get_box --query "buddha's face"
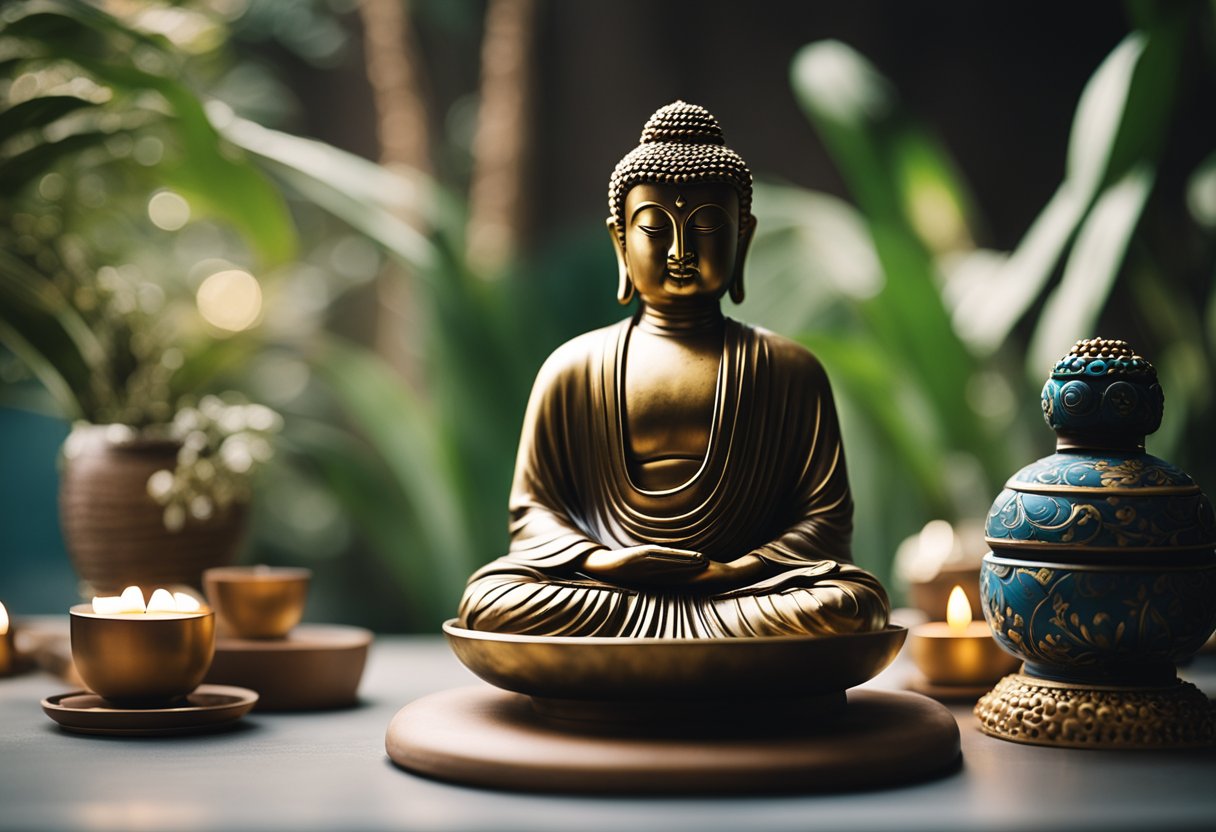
[615,182,749,306]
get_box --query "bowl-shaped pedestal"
[444,620,905,722]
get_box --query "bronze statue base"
[385,685,961,794]
[974,673,1215,749]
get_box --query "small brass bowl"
[204,566,311,639]
[908,621,1020,686]
[70,604,215,706]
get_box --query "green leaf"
[0,130,113,195]
[961,22,1184,354]
[5,4,298,265]
[3,1,168,52]
[216,112,439,275]
[280,420,454,627]
[1028,165,1155,374]
[798,332,952,513]
[0,318,82,419]
[1071,23,1181,195]
[146,82,296,266]
[1208,279,1216,359]
[0,250,110,418]
[0,95,95,145]
[1125,252,1214,459]
[892,130,977,255]
[791,41,901,227]
[790,40,979,253]
[789,42,1010,479]
[1067,34,1148,198]
[950,182,1089,354]
[790,42,1004,484]
[311,337,475,599]
[748,182,881,333]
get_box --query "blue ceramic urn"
[975,339,1216,748]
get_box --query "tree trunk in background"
[466,0,536,277]
[357,0,430,384]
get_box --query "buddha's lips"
[666,267,699,281]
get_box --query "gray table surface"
[2,625,1215,832]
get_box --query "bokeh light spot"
[148,190,191,231]
[196,269,262,332]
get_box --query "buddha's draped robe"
[458,317,889,638]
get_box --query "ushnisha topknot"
[608,101,753,244]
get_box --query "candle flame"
[146,588,177,613]
[946,585,972,632]
[92,587,203,614]
[118,586,147,613]
[0,600,9,635]
[172,592,202,612]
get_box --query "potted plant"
[0,1,288,594]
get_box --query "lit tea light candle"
[72,587,214,705]
[0,600,14,676]
[908,585,1020,689]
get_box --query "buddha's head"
[607,101,755,307]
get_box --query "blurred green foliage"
[749,2,1216,585]
[2,0,1213,629]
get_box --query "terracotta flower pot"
[59,426,247,596]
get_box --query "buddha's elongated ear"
[729,214,757,304]
[607,218,634,305]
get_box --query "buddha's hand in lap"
[582,546,707,586]
[680,553,766,591]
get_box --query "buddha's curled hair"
[608,101,753,245]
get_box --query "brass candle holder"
[0,601,15,677]
[204,566,311,639]
[907,586,1019,700]
[70,598,215,706]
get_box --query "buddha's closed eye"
[689,205,729,234]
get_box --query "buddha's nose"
[666,227,692,265]
[667,249,695,267]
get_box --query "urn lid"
[986,339,1215,562]
[1041,338,1163,450]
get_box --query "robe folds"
[458,316,890,638]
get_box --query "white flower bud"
[147,469,175,501]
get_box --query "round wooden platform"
[386,685,961,794]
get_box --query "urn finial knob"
[1041,337,1163,450]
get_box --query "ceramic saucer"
[42,684,258,736]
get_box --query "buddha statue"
[458,101,890,638]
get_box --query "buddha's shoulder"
[531,321,624,389]
[738,322,830,385]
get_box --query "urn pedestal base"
[974,672,1215,749]
[386,684,961,794]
